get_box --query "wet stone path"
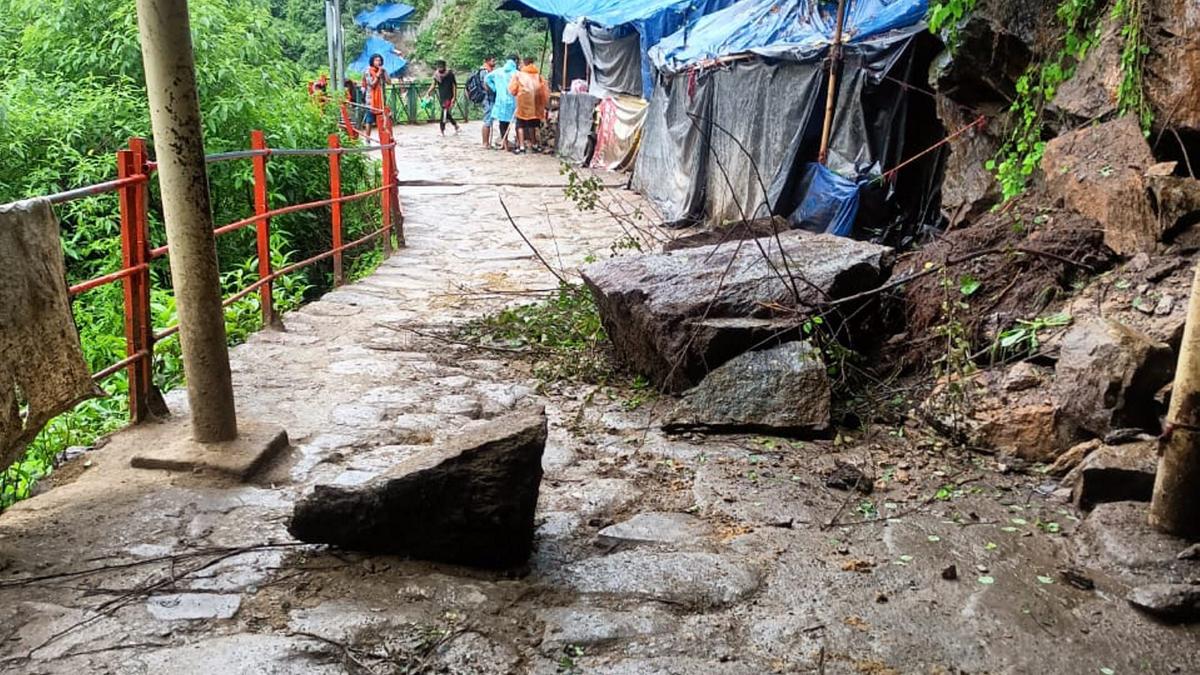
[1,124,1199,674]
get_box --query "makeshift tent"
[633,0,944,239]
[500,0,738,97]
[349,36,409,77]
[355,3,416,31]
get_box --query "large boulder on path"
[288,407,547,569]
[1064,440,1159,511]
[1041,116,1159,255]
[664,341,831,435]
[1054,317,1175,439]
[582,232,893,393]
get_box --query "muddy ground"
[0,124,1197,675]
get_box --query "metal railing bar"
[68,263,150,296]
[91,350,151,383]
[45,175,148,205]
[154,224,388,342]
[147,185,391,259]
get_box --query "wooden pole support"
[818,0,849,166]
[1151,260,1200,536]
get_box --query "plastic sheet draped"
[635,35,935,234]
[591,97,650,171]
[354,3,415,30]
[577,25,643,97]
[704,60,826,226]
[630,75,714,225]
[790,163,861,236]
[349,36,408,77]
[557,93,601,165]
[651,0,927,72]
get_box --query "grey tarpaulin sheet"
[557,93,600,165]
[0,198,101,468]
[583,26,643,98]
[634,33,941,234]
[630,74,714,225]
[705,60,826,226]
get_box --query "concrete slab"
[130,419,289,481]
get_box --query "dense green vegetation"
[0,0,383,507]
[928,0,1152,199]
[412,0,548,73]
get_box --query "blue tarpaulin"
[349,36,408,76]
[790,163,863,236]
[355,3,416,31]
[651,0,928,72]
[501,0,739,98]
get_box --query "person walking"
[487,55,519,151]
[360,54,389,141]
[425,60,460,136]
[508,57,548,154]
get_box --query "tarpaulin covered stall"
[637,0,944,237]
[354,3,416,31]
[349,36,409,77]
[499,0,739,97]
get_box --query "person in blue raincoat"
[487,56,519,151]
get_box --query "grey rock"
[1072,501,1200,583]
[537,606,675,652]
[582,232,893,392]
[597,512,711,547]
[145,593,241,621]
[1179,544,1200,561]
[1067,441,1158,511]
[289,407,547,568]
[1128,584,1200,622]
[664,342,831,434]
[1054,317,1174,439]
[555,551,762,608]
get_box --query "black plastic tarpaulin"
[632,6,945,237]
[558,93,600,165]
[629,73,714,224]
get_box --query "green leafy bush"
[0,0,384,507]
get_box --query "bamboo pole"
[1150,260,1200,537]
[818,0,849,166]
[135,0,239,443]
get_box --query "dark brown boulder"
[289,407,547,569]
[1041,117,1159,255]
[582,232,893,393]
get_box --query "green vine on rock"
[987,0,1153,201]
[1113,0,1152,131]
[927,0,978,49]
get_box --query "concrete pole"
[1151,261,1200,537]
[135,0,239,443]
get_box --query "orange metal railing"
[36,116,402,424]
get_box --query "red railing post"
[251,130,276,327]
[118,140,155,423]
[379,113,395,259]
[328,134,345,286]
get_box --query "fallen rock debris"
[289,407,548,568]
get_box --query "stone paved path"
[1,123,1198,675]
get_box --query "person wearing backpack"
[507,58,549,155]
[468,57,496,149]
[488,56,519,151]
[425,60,459,136]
